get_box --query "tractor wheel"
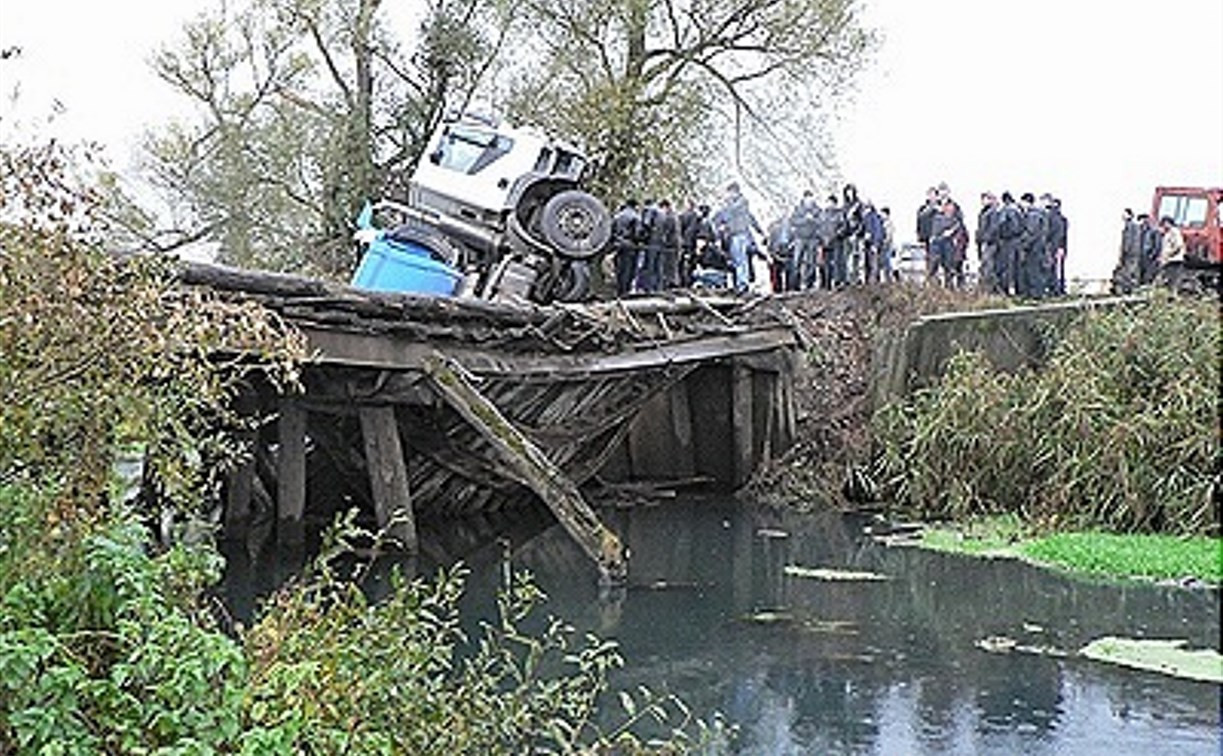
[539,190,611,260]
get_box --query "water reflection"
[220,497,1221,754]
[481,498,1221,754]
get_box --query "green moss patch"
[1020,532,1222,583]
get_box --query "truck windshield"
[1157,194,1209,228]
[433,126,513,175]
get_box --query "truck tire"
[539,190,611,260]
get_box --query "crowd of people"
[606,179,1090,299]
[1111,208,1186,292]
[606,179,1205,301]
[921,183,1069,298]
[608,182,897,297]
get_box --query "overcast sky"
[3,0,1221,283]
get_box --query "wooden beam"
[358,405,418,552]
[277,399,307,546]
[422,355,626,584]
[298,324,796,378]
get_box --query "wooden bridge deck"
[181,262,798,581]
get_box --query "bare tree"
[142,0,515,276]
[504,0,873,204]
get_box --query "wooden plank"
[277,399,307,546]
[298,324,796,377]
[358,405,418,552]
[422,355,626,584]
[732,362,754,488]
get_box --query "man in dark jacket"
[1043,194,1068,296]
[863,202,885,284]
[928,197,964,288]
[639,199,680,292]
[677,202,699,287]
[994,192,1023,296]
[841,184,866,285]
[1112,208,1143,293]
[819,194,845,289]
[975,192,1000,293]
[1138,213,1161,285]
[1019,192,1048,298]
[916,187,938,269]
[611,199,641,296]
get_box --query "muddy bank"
[741,284,1002,508]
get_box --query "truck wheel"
[552,260,591,302]
[540,190,611,260]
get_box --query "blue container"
[351,235,461,296]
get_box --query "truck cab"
[354,112,611,304]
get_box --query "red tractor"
[1152,186,1222,288]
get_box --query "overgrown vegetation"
[874,294,1220,536]
[0,141,722,752]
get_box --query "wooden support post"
[358,405,418,553]
[423,355,626,584]
[277,399,307,547]
[761,372,776,467]
[780,362,797,449]
[732,362,754,487]
[669,380,696,478]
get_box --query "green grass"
[1020,532,1223,583]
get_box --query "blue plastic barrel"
[351,235,461,296]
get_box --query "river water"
[222,497,1221,754]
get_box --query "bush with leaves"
[1,139,724,753]
[873,294,1220,535]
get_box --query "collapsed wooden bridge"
[181,262,799,582]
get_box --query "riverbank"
[887,516,1222,586]
[743,284,1003,507]
[747,287,1220,585]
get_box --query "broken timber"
[179,260,797,581]
[422,354,625,583]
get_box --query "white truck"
[353,112,611,304]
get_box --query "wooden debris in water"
[756,528,789,539]
[742,611,794,624]
[783,565,890,581]
[799,619,859,635]
[974,635,1068,659]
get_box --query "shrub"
[873,295,1220,535]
